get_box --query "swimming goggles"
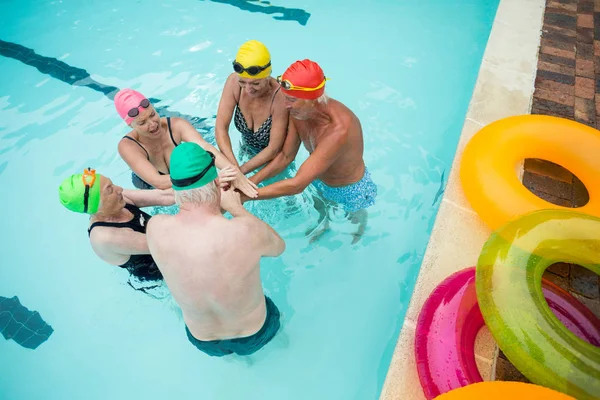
[82,167,96,214]
[170,152,216,187]
[232,60,271,76]
[276,75,328,92]
[127,98,150,118]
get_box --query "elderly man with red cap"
[244,59,377,243]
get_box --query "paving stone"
[546,30,579,45]
[541,45,576,59]
[538,60,576,76]
[523,159,573,183]
[546,13,577,30]
[579,0,595,14]
[535,88,575,106]
[522,171,574,200]
[578,14,595,29]
[572,292,600,319]
[495,358,531,383]
[570,264,600,298]
[539,52,576,67]
[575,58,595,77]
[535,76,575,93]
[544,24,578,38]
[572,175,590,206]
[577,27,595,43]
[575,76,595,98]
[543,271,570,290]
[547,262,571,278]
[542,37,577,52]
[577,42,595,60]
[575,96,597,125]
[532,97,575,118]
[549,0,577,13]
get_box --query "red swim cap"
[280,59,325,100]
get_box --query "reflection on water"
[203,0,311,26]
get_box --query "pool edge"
[379,1,546,399]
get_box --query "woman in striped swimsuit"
[215,40,289,175]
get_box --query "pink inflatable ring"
[414,267,600,400]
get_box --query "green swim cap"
[170,142,218,191]
[58,170,101,214]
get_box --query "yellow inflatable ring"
[460,115,600,230]
[434,381,575,400]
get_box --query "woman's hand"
[218,165,238,189]
[231,168,259,198]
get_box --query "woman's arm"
[250,119,301,185]
[176,118,239,171]
[215,74,241,168]
[118,139,172,189]
[175,118,259,198]
[122,188,175,208]
[90,228,150,257]
[239,94,289,174]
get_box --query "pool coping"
[379,0,546,399]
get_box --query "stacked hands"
[219,181,244,213]
[216,164,258,199]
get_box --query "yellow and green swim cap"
[170,142,218,191]
[233,40,272,79]
[58,169,101,214]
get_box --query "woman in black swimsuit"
[58,169,175,289]
[215,40,289,175]
[114,88,257,198]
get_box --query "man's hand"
[238,191,251,204]
[231,168,259,198]
[217,165,237,189]
[220,186,243,214]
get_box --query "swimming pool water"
[0,1,499,399]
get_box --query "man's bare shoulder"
[226,214,259,229]
[225,214,266,238]
[146,213,176,232]
[328,100,354,123]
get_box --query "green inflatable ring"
[476,209,600,400]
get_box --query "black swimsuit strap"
[88,204,150,236]
[122,135,150,160]
[166,117,178,147]
[269,87,280,113]
[235,85,243,106]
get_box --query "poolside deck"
[381,0,600,398]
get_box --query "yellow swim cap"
[233,40,272,79]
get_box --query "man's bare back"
[294,98,365,187]
[145,142,285,357]
[148,210,268,340]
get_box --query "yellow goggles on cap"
[276,75,329,92]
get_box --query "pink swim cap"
[114,88,148,125]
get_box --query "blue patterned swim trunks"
[312,167,378,213]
